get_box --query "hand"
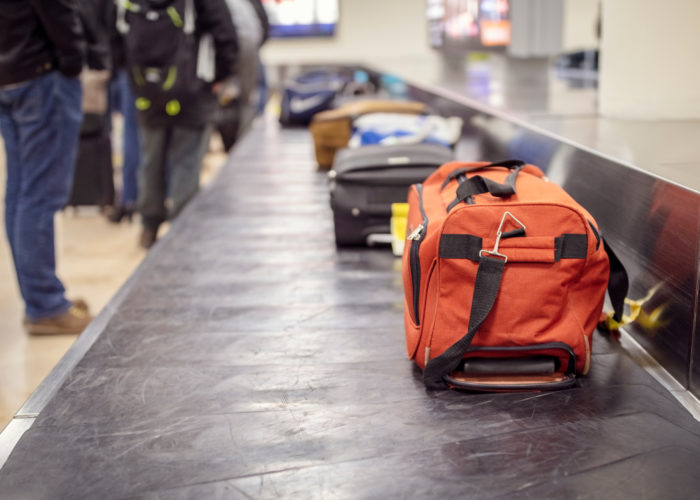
[214,77,240,106]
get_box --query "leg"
[165,126,209,220]
[217,119,238,152]
[11,72,83,320]
[257,58,267,115]
[0,97,22,285]
[118,71,140,206]
[137,124,168,232]
[236,45,260,137]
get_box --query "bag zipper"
[407,183,428,325]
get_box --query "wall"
[508,0,564,58]
[599,0,700,119]
[260,0,435,68]
[562,0,599,51]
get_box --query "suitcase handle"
[444,371,576,391]
[445,350,577,391]
[440,159,525,191]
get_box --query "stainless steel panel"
[691,262,700,394]
[550,149,699,387]
[0,418,34,470]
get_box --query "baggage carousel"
[1,109,699,498]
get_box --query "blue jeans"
[0,72,83,320]
[109,70,140,205]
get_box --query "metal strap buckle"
[478,211,527,264]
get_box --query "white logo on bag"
[289,94,328,113]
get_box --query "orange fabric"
[402,162,610,377]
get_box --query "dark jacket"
[0,0,86,86]
[248,0,269,44]
[77,0,113,71]
[196,0,239,84]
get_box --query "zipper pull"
[407,223,425,241]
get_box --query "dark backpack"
[117,0,211,119]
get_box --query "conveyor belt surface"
[1,116,699,499]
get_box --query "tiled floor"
[0,133,225,429]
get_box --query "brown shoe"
[24,305,93,336]
[139,228,158,249]
[71,298,89,312]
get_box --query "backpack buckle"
[479,211,527,263]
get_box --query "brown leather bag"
[309,100,427,170]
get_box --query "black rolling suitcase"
[68,113,115,208]
[329,143,454,247]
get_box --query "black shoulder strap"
[423,255,506,389]
[603,238,629,323]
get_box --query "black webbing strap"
[439,234,483,260]
[603,238,629,323]
[440,160,526,191]
[423,255,506,390]
[554,234,588,261]
[446,195,464,213]
[458,172,517,197]
[439,233,587,262]
[446,166,524,212]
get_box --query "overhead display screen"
[429,0,511,49]
[262,0,339,38]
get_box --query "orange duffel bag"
[402,159,628,391]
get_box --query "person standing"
[0,0,92,334]
[118,0,239,248]
[108,0,141,224]
[106,69,141,223]
[217,0,269,151]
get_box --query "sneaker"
[139,228,158,249]
[24,305,93,336]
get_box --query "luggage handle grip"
[445,166,524,212]
[444,372,576,391]
[440,159,525,191]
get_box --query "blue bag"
[280,71,347,126]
